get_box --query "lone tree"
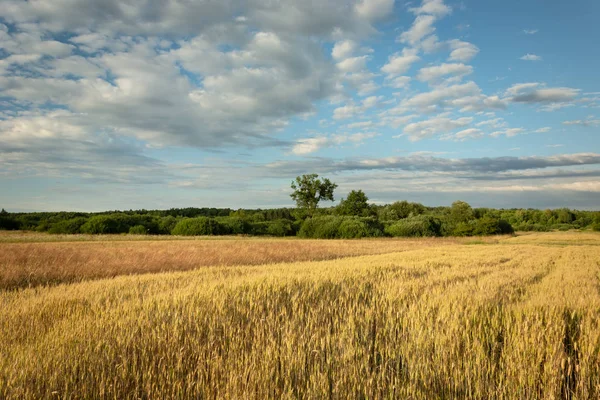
[290,174,337,217]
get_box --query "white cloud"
[401,115,473,141]
[416,63,473,83]
[476,118,506,129]
[291,137,330,155]
[520,53,542,61]
[381,48,421,76]
[490,128,526,138]
[400,81,505,112]
[354,0,395,21]
[333,103,364,120]
[523,29,539,35]
[507,83,580,103]
[403,81,480,108]
[345,121,374,129]
[291,131,377,155]
[410,0,452,17]
[382,114,418,128]
[399,15,437,45]
[534,127,551,133]
[362,95,382,108]
[505,82,540,96]
[386,75,411,89]
[563,118,600,127]
[419,34,443,53]
[0,11,347,150]
[538,102,575,112]
[332,40,358,60]
[448,39,479,62]
[268,152,600,175]
[336,55,369,72]
[448,128,484,141]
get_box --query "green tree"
[290,174,337,217]
[389,200,425,219]
[171,217,224,236]
[337,190,370,216]
[450,200,474,224]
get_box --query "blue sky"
[0,0,599,211]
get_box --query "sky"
[0,0,599,212]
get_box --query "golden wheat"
[0,232,477,290]
[0,232,599,399]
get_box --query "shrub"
[385,215,441,237]
[266,219,293,237]
[361,217,384,237]
[80,215,124,234]
[171,217,224,236]
[297,217,318,238]
[337,218,369,239]
[592,223,600,232]
[472,217,514,236]
[497,219,515,234]
[248,222,269,236]
[129,225,148,235]
[551,224,572,232]
[48,217,88,234]
[158,216,179,234]
[453,222,475,237]
[218,217,251,235]
[0,215,20,230]
[514,223,550,232]
[298,216,345,239]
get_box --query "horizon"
[1,0,599,211]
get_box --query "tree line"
[1,174,599,237]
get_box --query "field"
[1,231,599,398]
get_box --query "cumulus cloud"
[491,128,526,138]
[410,0,452,17]
[0,110,168,184]
[291,132,377,155]
[265,152,600,175]
[333,103,364,120]
[400,115,473,141]
[332,40,358,60]
[563,118,600,127]
[400,81,506,112]
[399,15,437,45]
[1,0,383,38]
[336,55,369,72]
[345,121,374,130]
[520,53,542,61]
[0,0,407,155]
[445,128,484,141]
[476,118,506,129]
[416,63,473,83]
[386,75,412,89]
[354,0,395,21]
[506,83,580,103]
[0,0,597,210]
[448,39,479,62]
[381,48,421,76]
[291,137,330,155]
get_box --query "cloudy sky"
[1,0,599,211]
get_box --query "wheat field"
[1,232,599,399]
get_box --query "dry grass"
[0,233,486,290]
[1,232,599,398]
